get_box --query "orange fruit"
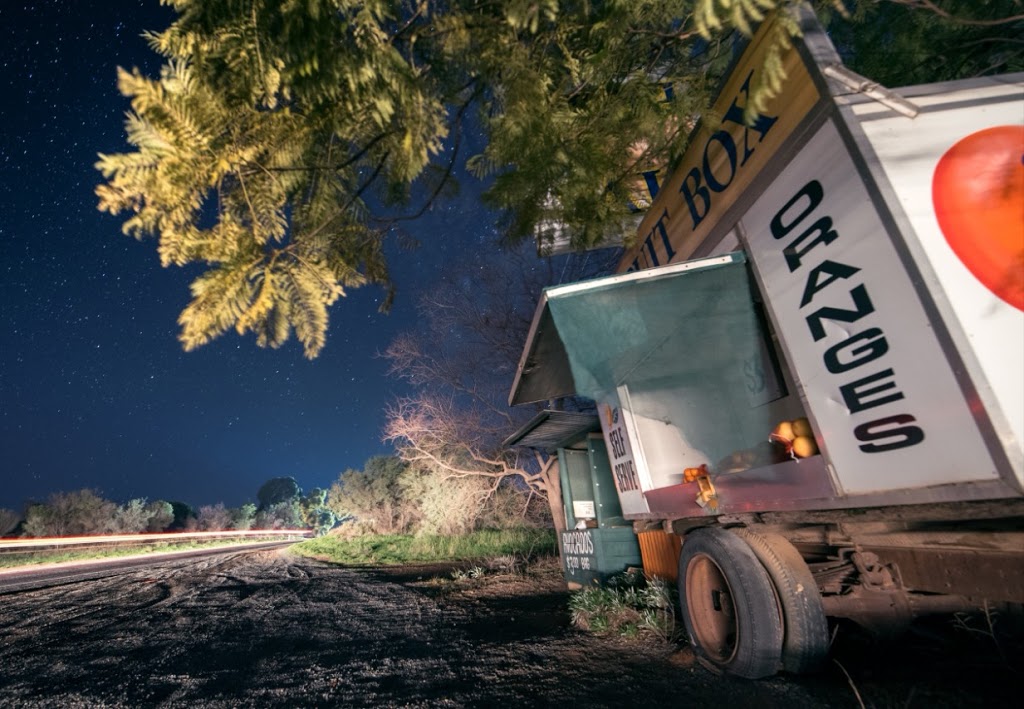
[772,421,795,442]
[932,125,1024,311]
[792,417,812,438]
[792,436,818,458]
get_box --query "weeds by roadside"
[292,528,557,566]
[569,569,678,642]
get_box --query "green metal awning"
[508,252,760,406]
[502,410,600,453]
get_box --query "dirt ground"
[0,548,1021,708]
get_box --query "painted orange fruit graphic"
[932,125,1024,311]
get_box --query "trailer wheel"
[731,530,830,674]
[677,527,783,679]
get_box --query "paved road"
[0,541,296,594]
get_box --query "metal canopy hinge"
[824,63,920,118]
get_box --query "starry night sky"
[0,1,497,510]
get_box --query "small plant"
[467,566,486,579]
[486,554,522,575]
[569,571,678,641]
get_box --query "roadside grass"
[293,527,557,566]
[0,538,285,569]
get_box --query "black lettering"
[608,430,622,458]
[840,368,904,414]
[650,208,676,262]
[801,259,860,307]
[637,209,676,268]
[786,217,840,272]
[855,414,925,453]
[771,180,823,240]
[722,70,779,165]
[614,461,638,492]
[680,167,710,229]
[824,328,889,374]
[643,237,661,267]
[806,284,875,341]
[703,131,738,192]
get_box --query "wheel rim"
[685,553,739,664]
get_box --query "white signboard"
[598,402,650,515]
[853,81,1023,484]
[740,119,999,494]
[572,500,596,519]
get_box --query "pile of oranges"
[771,417,819,458]
[683,463,709,483]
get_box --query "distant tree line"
[0,476,336,539]
[326,455,549,537]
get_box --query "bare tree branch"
[881,0,1024,26]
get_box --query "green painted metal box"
[559,527,643,587]
[558,436,642,586]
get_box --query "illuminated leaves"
[97,0,863,357]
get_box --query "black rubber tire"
[732,529,830,674]
[677,527,783,679]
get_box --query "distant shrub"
[0,508,20,537]
[145,501,175,532]
[194,503,233,531]
[22,490,117,537]
[327,456,418,535]
[254,500,303,529]
[112,498,152,533]
[230,502,257,531]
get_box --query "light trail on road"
[0,529,310,550]
[0,540,298,594]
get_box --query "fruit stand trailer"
[505,6,1024,679]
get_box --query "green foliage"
[112,498,154,533]
[326,455,415,534]
[231,502,258,531]
[398,465,496,536]
[168,500,196,530]
[827,0,1024,87]
[569,570,677,641]
[327,454,548,536]
[96,1,1018,358]
[145,500,175,532]
[293,527,556,565]
[299,488,336,535]
[94,0,829,357]
[256,475,302,509]
[254,499,304,529]
[304,507,337,536]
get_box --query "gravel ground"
[0,548,1020,708]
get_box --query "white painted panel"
[854,82,1023,484]
[741,120,999,494]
